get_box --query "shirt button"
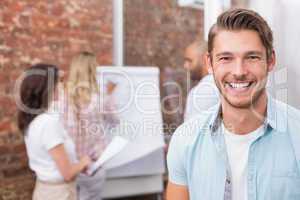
[226,179,231,184]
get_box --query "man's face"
[184,46,203,80]
[208,30,275,108]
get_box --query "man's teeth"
[229,82,251,88]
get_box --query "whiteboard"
[96,66,165,173]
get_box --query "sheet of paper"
[106,148,165,178]
[86,136,129,175]
[96,67,165,175]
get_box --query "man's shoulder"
[286,103,300,120]
[273,99,300,168]
[270,98,300,135]
[272,98,300,121]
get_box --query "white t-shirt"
[184,74,219,121]
[25,112,77,182]
[223,123,265,200]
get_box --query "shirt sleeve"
[184,78,219,121]
[184,91,193,121]
[167,126,188,186]
[41,115,65,151]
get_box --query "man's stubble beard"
[215,75,268,109]
[190,65,205,81]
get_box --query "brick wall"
[125,0,204,133]
[0,0,112,199]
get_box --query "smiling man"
[167,8,300,200]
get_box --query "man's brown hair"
[208,8,274,61]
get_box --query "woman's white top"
[24,112,77,182]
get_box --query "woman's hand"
[49,144,92,182]
[107,81,117,95]
[80,155,92,171]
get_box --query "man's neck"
[221,92,267,135]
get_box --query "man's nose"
[232,59,247,76]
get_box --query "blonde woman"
[18,64,91,200]
[64,52,118,200]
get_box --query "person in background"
[64,51,118,200]
[167,8,300,200]
[183,41,219,121]
[18,64,91,200]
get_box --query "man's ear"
[267,50,276,72]
[205,52,213,74]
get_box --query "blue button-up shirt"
[167,96,300,200]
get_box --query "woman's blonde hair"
[67,51,99,108]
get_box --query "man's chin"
[227,101,252,109]
[221,87,267,109]
[223,96,253,109]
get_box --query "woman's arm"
[49,144,91,182]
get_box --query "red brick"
[0,119,11,133]
[0,145,11,154]
[9,2,24,13]
[51,4,65,16]
[2,12,13,24]
[0,74,7,85]
[47,19,59,28]
[9,69,23,81]
[58,18,70,29]
[3,165,31,178]
[12,143,26,154]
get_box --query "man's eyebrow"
[246,51,264,55]
[215,52,233,57]
[215,51,264,57]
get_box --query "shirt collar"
[265,95,288,133]
[209,94,283,133]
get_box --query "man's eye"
[219,57,231,61]
[248,55,260,60]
